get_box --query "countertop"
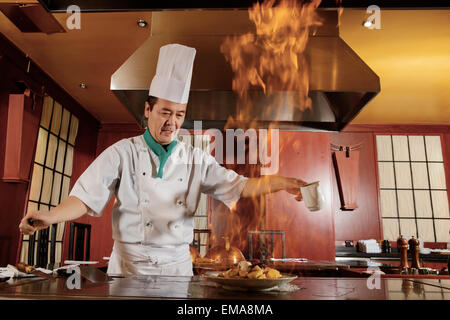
[1,274,449,300]
[336,247,450,262]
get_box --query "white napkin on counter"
[0,265,55,278]
[357,239,382,253]
[0,265,33,278]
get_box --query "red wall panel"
[265,132,335,261]
[330,132,382,241]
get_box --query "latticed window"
[377,135,450,242]
[20,95,79,268]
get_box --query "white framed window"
[20,95,79,268]
[377,135,450,242]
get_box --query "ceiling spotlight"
[80,83,87,89]
[363,20,373,28]
[137,19,147,28]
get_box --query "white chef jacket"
[69,134,248,275]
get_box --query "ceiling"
[340,9,450,124]
[0,3,449,125]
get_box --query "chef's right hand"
[19,210,56,235]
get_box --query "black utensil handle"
[28,218,35,226]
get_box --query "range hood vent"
[111,10,380,131]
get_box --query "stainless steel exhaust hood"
[111,10,380,131]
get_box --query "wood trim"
[344,124,450,133]
[99,122,143,133]
[372,133,384,239]
[442,133,450,217]
[2,95,25,182]
[2,93,43,183]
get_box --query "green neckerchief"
[143,128,178,178]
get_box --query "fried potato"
[265,268,282,279]
[251,265,262,272]
[247,268,263,279]
[238,270,248,277]
[218,261,283,280]
[224,267,239,278]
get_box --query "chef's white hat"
[148,44,196,104]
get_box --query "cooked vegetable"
[219,261,283,279]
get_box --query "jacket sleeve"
[69,141,123,217]
[199,152,248,210]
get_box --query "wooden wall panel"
[442,133,450,214]
[265,132,335,261]
[331,132,382,241]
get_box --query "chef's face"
[145,98,187,145]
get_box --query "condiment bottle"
[382,240,391,253]
[408,236,421,269]
[397,235,409,271]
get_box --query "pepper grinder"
[408,236,421,269]
[397,235,409,271]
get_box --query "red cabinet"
[1,93,42,183]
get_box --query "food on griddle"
[218,261,282,279]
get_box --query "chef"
[19,44,307,276]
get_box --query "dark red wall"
[331,131,382,242]
[0,77,34,266]
[443,133,450,209]
[265,131,335,261]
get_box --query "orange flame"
[209,0,324,261]
[221,0,323,122]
